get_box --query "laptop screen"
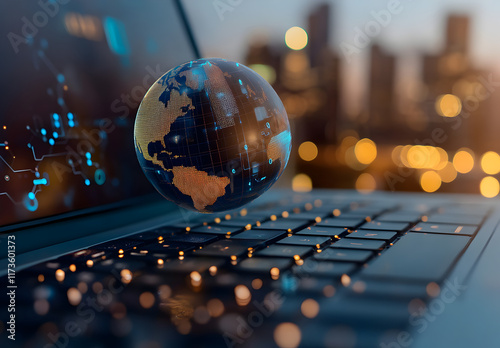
[0,0,197,227]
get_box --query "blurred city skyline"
[185,0,500,197]
[185,0,500,115]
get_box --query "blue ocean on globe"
[134,58,291,212]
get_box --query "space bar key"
[361,232,470,282]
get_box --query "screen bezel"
[0,0,201,233]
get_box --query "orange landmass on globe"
[135,86,195,170]
[171,166,230,211]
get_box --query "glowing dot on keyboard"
[85,179,90,186]
[341,274,351,287]
[48,138,55,145]
[55,269,65,282]
[270,267,280,280]
[41,128,47,135]
[28,192,35,200]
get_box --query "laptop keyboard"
[3,195,492,347]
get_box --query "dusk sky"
[184,0,500,112]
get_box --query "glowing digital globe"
[134,58,291,213]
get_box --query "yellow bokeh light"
[480,176,500,198]
[355,173,376,193]
[300,299,320,319]
[298,141,318,161]
[274,322,302,348]
[354,138,377,165]
[248,64,276,84]
[480,151,500,175]
[285,26,308,50]
[292,173,312,192]
[438,162,457,183]
[453,149,474,174]
[435,94,462,117]
[420,171,442,193]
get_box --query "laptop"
[1,1,499,347]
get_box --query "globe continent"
[134,58,291,212]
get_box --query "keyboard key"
[190,225,244,235]
[362,232,470,281]
[411,222,477,236]
[229,229,286,243]
[332,238,386,250]
[138,241,196,256]
[424,213,484,226]
[127,231,164,241]
[163,233,218,245]
[253,219,311,232]
[316,218,365,229]
[195,239,260,258]
[360,221,409,231]
[314,248,373,263]
[437,205,489,216]
[293,259,357,278]
[296,226,346,237]
[255,245,312,259]
[159,257,225,273]
[346,230,397,241]
[92,238,144,251]
[276,235,331,247]
[237,257,292,273]
[218,216,268,228]
[377,212,422,223]
[336,212,377,220]
[286,212,328,221]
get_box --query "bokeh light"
[435,94,462,117]
[480,151,500,175]
[355,173,376,193]
[438,162,457,183]
[354,138,377,165]
[420,171,442,192]
[301,299,320,319]
[298,141,318,161]
[453,149,474,174]
[480,176,499,198]
[248,63,276,84]
[285,26,308,50]
[274,322,302,348]
[292,173,312,192]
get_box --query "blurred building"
[367,44,396,138]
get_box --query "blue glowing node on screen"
[134,58,291,213]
